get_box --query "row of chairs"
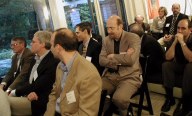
[98,55,154,116]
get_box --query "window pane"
[0,0,38,77]
[63,0,99,34]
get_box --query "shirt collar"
[59,52,78,72]
[35,50,50,63]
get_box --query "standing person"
[163,3,188,42]
[0,31,59,116]
[161,19,192,115]
[44,28,102,116]
[75,22,104,75]
[0,37,34,91]
[100,15,141,116]
[151,6,168,39]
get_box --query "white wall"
[124,0,149,24]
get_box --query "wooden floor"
[108,92,180,116]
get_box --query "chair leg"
[98,90,107,116]
[137,91,144,116]
[127,104,134,116]
[144,84,153,115]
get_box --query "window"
[0,0,38,77]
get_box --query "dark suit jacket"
[141,34,165,75]
[163,13,188,35]
[2,48,34,90]
[78,38,104,75]
[15,51,59,116]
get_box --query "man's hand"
[27,92,38,101]
[163,34,173,42]
[127,48,134,55]
[175,33,184,44]
[0,84,4,90]
[107,54,115,59]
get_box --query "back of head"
[75,22,92,35]
[54,28,78,51]
[129,23,144,37]
[34,31,52,50]
[11,37,27,47]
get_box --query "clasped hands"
[163,33,185,45]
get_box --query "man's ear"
[119,24,123,29]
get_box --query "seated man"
[44,28,102,116]
[129,23,165,83]
[75,22,104,75]
[100,15,141,116]
[0,31,59,116]
[0,37,34,91]
[129,15,151,34]
[161,19,192,116]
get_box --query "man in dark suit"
[163,3,188,42]
[0,31,59,116]
[0,37,34,91]
[75,22,104,75]
[129,23,165,83]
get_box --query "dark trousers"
[55,112,61,116]
[163,62,192,113]
[162,61,185,89]
[182,63,192,113]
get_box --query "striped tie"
[82,45,87,57]
[169,15,177,35]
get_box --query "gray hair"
[34,31,52,49]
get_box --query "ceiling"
[0,0,34,16]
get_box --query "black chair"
[128,55,153,116]
[98,55,153,116]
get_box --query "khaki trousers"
[8,96,31,116]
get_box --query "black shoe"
[173,108,183,116]
[173,102,182,116]
[161,99,175,112]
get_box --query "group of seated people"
[0,3,192,116]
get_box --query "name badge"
[166,23,170,27]
[86,56,92,62]
[66,90,76,104]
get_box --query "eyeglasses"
[10,43,20,47]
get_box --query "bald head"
[135,15,144,24]
[108,15,123,26]
[106,15,123,40]
[53,28,78,51]
[129,23,144,37]
[172,3,180,15]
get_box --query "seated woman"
[151,6,167,40]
